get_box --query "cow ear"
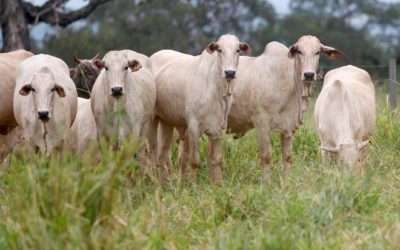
[55,84,66,98]
[93,59,105,70]
[206,42,219,54]
[320,146,339,153]
[19,84,33,96]
[73,55,81,65]
[128,60,142,72]
[320,45,346,60]
[239,42,251,56]
[288,45,299,59]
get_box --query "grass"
[0,99,399,249]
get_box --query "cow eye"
[104,66,109,71]
[218,49,222,53]
[316,51,320,55]
[124,66,129,70]
[236,49,240,53]
[51,87,56,92]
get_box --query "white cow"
[150,34,250,183]
[71,97,97,153]
[150,50,190,171]
[0,50,33,161]
[151,50,188,75]
[227,35,345,178]
[91,50,156,163]
[314,65,375,170]
[14,54,78,155]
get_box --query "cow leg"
[157,120,174,181]
[256,128,272,180]
[129,122,148,177]
[164,128,182,176]
[178,134,189,186]
[147,116,159,173]
[207,135,223,183]
[187,122,200,184]
[356,147,367,176]
[0,134,9,163]
[252,114,272,180]
[281,133,293,173]
[0,127,24,163]
[320,148,331,164]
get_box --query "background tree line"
[3,0,400,77]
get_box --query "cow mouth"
[39,117,50,122]
[302,78,314,83]
[111,93,124,98]
[225,76,236,81]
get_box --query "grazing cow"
[227,35,345,178]
[70,53,101,98]
[71,98,97,153]
[90,50,156,160]
[314,65,375,170]
[150,34,250,183]
[14,54,78,155]
[0,50,33,161]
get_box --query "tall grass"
[0,102,399,249]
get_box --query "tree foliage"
[42,0,277,64]
[40,0,400,68]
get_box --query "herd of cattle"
[0,34,376,182]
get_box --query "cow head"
[321,141,369,167]
[93,51,142,98]
[19,67,66,122]
[206,34,251,81]
[72,53,101,97]
[288,36,346,84]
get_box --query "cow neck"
[293,59,311,129]
[206,54,232,129]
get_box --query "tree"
[288,0,400,61]
[41,0,277,65]
[0,0,112,52]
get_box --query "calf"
[71,98,97,153]
[314,65,375,170]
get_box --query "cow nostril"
[304,72,315,80]
[225,70,236,79]
[38,111,50,121]
[111,86,123,97]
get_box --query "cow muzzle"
[224,70,236,80]
[38,111,50,122]
[111,86,124,97]
[303,72,315,81]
